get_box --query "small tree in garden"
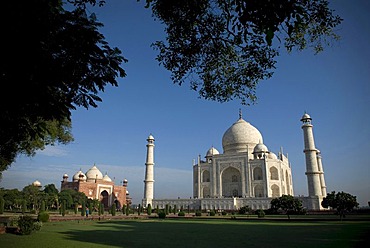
[22,199,27,214]
[74,203,78,214]
[173,205,177,214]
[165,204,169,215]
[125,205,130,216]
[40,200,45,212]
[156,205,159,214]
[147,204,152,215]
[18,215,38,235]
[0,196,4,214]
[100,203,104,215]
[81,201,86,216]
[238,205,251,215]
[138,204,141,215]
[321,191,359,220]
[98,203,102,216]
[111,203,116,216]
[270,195,303,219]
[257,209,265,218]
[38,211,49,222]
[61,200,66,216]
[122,204,126,215]
[88,202,93,215]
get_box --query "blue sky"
[1,0,369,206]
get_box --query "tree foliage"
[270,194,304,219]
[0,0,126,174]
[148,0,342,104]
[0,0,342,176]
[321,191,359,220]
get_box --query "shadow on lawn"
[58,220,370,248]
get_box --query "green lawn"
[1,218,369,248]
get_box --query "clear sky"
[1,0,369,206]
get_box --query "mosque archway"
[202,170,210,182]
[100,190,109,208]
[221,167,242,197]
[253,167,263,180]
[270,167,279,180]
[271,184,280,197]
[203,187,210,198]
[254,185,264,197]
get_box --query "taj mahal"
[143,112,327,211]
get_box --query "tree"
[149,0,342,105]
[43,184,59,195]
[0,0,126,175]
[81,201,86,216]
[321,191,359,220]
[238,205,250,215]
[147,203,152,215]
[111,203,116,216]
[61,200,66,216]
[0,0,342,175]
[0,196,4,214]
[22,185,42,211]
[270,194,303,219]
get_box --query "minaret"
[143,134,155,207]
[300,113,323,196]
[316,150,327,196]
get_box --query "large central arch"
[100,190,109,208]
[221,167,242,197]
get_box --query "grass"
[0,218,369,248]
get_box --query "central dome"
[222,118,263,153]
[86,165,103,181]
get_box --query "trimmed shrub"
[147,204,152,216]
[165,204,169,215]
[209,210,216,216]
[195,211,202,216]
[40,200,46,212]
[81,202,86,216]
[257,209,265,218]
[37,211,50,222]
[221,211,227,216]
[61,201,66,216]
[158,211,166,219]
[238,206,251,215]
[18,215,35,235]
[33,221,42,231]
[0,196,4,214]
[173,205,177,214]
[22,200,27,214]
[138,204,141,215]
[111,203,116,216]
[74,204,78,214]
[178,211,185,217]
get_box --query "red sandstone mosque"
[61,164,131,208]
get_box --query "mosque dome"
[73,170,86,182]
[86,165,103,181]
[300,113,312,122]
[222,118,263,153]
[32,180,41,187]
[103,174,112,182]
[206,146,219,157]
[253,143,268,153]
[268,152,278,159]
